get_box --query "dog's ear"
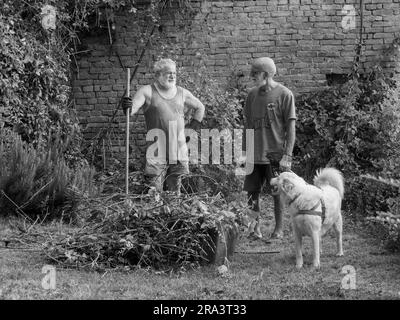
[282,178,294,193]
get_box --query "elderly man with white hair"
[243,57,297,240]
[122,58,205,194]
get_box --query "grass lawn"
[1,197,400,300]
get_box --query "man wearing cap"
[122,58,205,194]
[243,57,296,240]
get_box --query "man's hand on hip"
[185,119,202,142]
[187,119,202,131]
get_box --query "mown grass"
[1,197,400,300]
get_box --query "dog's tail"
[313,167,344,198]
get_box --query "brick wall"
[72,0,400,166]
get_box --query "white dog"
[270,168,344,268]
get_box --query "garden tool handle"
[125,68,130,196]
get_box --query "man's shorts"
[243,162,280,194]
[144,158,189,178]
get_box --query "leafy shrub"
[346,175,400,251]
[294,67,400,180]
[0,128,96,220]
[345,175,400,217]
[0,2,89,168]
[177,61,244,195]
[367,211,400,251]
[178,61,243,130]
[370,77,400,179]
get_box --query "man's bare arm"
[183,89,205,122]
[129,85,150,116]
[284,119,296,156]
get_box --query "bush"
[345,175,400,217]
[367,211,400,251]
[346,175,400,251]
[176,60,244,195]
[294,67,400,180]
[178,62,243,131]
[371,76,400,179]
[0,1,93,169]
[0,128,96,220]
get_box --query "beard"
[158,79,176,90]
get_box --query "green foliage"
[177,61,244,196]
[0,128,96,220]
[0,1,88,165]
[367,211,400,251]
[345,175,400,217]
[370,78,400,178]
[346,175,400,251]
[294,67,400,180]
[178,62,242,131]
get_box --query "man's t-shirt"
[243,83,296,164]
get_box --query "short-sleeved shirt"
[243,83,296,164]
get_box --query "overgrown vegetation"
[178,61,244,197]
[294,67,400,180]
[0,128,96,220]
[1,0,83,158]
[0,1,106,219]
[24,191,241,271]
[346,175,400,251]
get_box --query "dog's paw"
[295,263,303,269]
[311,264,321,271]
[336,251,344,257]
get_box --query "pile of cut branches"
[38,192,242,271]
